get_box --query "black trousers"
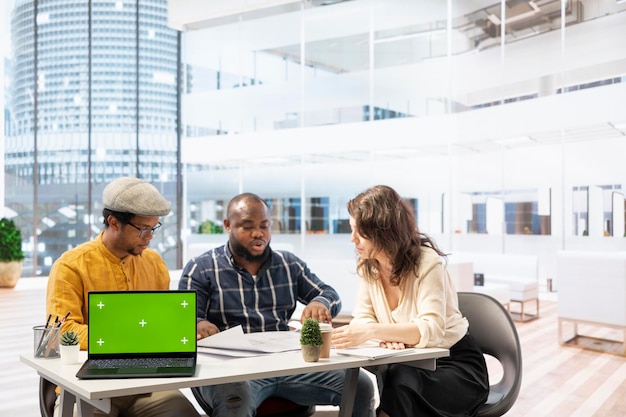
[378,332,489,417]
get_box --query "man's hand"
[300,301,332,324]
[196,320,220,340]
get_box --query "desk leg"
[58,387,111,417]
[59,390,76,417]
[338,368,359,417]
[77,399,96,417]
[78,397,112,416]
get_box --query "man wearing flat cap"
[46,177,200,417]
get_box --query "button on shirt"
[179,244,342,333]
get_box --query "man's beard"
[127,246,145,256]
[230,238,271,262]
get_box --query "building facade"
[5,0,180,275]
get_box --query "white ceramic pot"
[60,345,80,364]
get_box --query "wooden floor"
[2,278,625,417]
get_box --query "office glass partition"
[4,0,182,276]
[451,0,595,244]
[180,0,591,253]
[300,5,372,127]
[5,0,93,276]
[136,0,179,266]
[181,7,304,136]
[371,2,450,123]
[6,0,626,276]
[3,0,32,274]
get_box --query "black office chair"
[457,292,523,417]
[39,376,57,417]
[190,387,315,417]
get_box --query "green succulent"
[299,318,323,346]
[60,330,79,346]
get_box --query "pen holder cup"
[34,325,60,359]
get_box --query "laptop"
[76,290,197,379]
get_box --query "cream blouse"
[351,246,468,349]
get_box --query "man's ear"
[223,219,230,231]
[107,215,121,231]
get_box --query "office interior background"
[1,0,626,297]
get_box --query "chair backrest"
[190,386,315,417]
[457,292,523,417]
[39,377,56,417]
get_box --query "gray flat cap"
[102,177,171,217]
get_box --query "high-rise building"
[5,0,180,275]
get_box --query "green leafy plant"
[198,220,223,234]
[299,318,323,346]
[60,330,79,346]
[0,218,25,262]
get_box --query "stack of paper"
[197,325,301,357]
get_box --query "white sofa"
[449,252,539,321]
[447,261,511,309]
[557,250,626,355]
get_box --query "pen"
[35,314,53,355]
[48,312,71,355]
[43,314,66,357]
[36,316,58,357]
[35,316,59,357]
[57,311,71,327]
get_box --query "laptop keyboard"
[88,357,193,369]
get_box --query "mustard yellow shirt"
[46,232,170,349]
[351,247,468,349]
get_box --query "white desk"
[21,347,448,417]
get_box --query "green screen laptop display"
[76,290,197,379]
[88,291,196,354]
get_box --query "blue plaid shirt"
[179,243,341,333]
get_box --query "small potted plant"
[59,330,80,364]
[299,318,323,362]
[0,217,25,288]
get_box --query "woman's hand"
[379,341,410,350]
[331,323,372,349]
[332,322,418,349]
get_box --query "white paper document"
[197,325,301,355]
[336,347,417,360]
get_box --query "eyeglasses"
[126,221,162,238]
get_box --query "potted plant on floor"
[60,330,80,364]
[0,218,25,288]
[300,318,323,362]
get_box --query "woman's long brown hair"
[347,185,446,286]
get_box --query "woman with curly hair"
[332,185,489,417]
